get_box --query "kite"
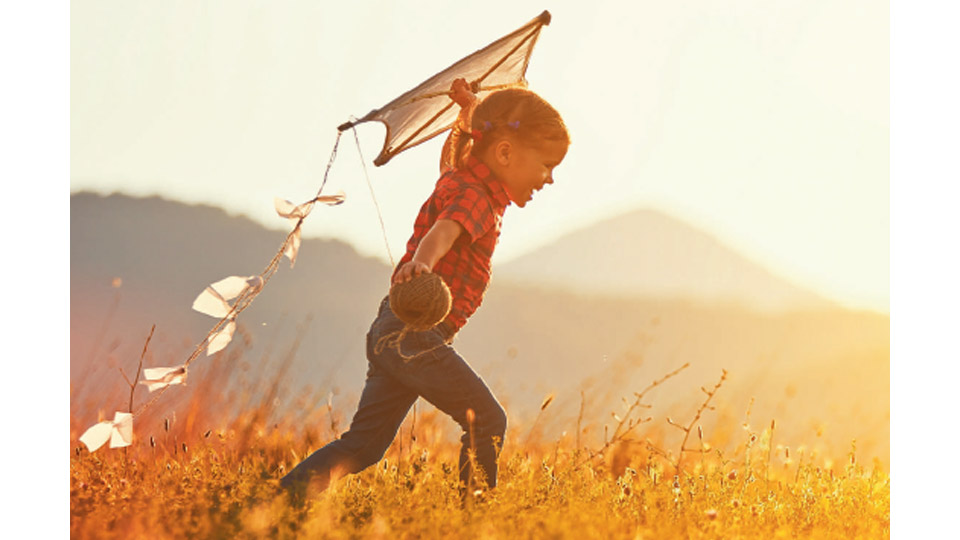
[338,10,552,166]
[77,10,554,453]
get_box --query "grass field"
[70,362,889,539]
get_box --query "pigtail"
[449,125,474,171]
[441,97,478,172]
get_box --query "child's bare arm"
[393,219,465,284]
[440,78,478,173]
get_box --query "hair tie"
[470,129,483,141]
[482,121,493,131]
[507,120,520,130]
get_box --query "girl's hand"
[393,260,431,284]
[441,79,478,172]
[450,78,476,109]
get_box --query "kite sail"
[339,10,552,166]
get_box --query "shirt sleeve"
[437,185,496,243]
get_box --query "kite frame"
[338,10,552,166]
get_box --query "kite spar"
[78,10,553,453]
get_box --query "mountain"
[498,209,831,312]
[70,193,888,463]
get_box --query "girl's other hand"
[393,260,431,284]
[450,78,476,109]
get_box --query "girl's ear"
[493,139,512,167]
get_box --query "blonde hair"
[449,88,569,170]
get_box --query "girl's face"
[494,138,568,208]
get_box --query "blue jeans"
[280,297,507,494]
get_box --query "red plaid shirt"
[393,156,512,332]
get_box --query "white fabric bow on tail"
[139,365,188,392]
[274,192,345,267]
[192,275,264,355]
[79,412,134,452]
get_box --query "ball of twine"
[389,272,452,331]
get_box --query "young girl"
[280,78,569,498]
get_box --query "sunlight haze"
[71,0,888,313]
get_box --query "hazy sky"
[71,0,888,313]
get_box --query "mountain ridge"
[497,208,832,312]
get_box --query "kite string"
[351,125,396,269]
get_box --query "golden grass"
[70,360,889,539]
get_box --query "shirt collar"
[464,155,512,208]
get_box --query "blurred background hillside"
[70,192,888,465]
